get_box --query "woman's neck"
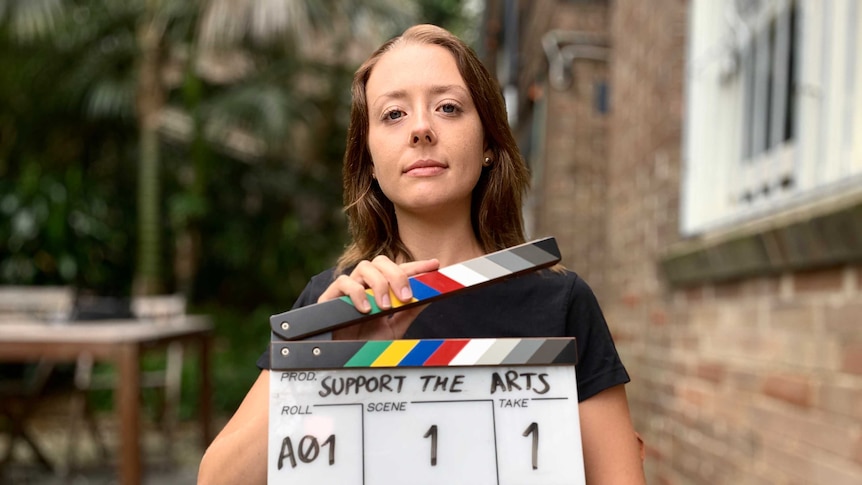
[395,210,484,267]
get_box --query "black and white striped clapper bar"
[267,237,585,485]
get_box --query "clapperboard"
[268,238,585,485]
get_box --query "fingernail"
[380,293,391,308]
[401,287,412,301]
[360,300,371,312]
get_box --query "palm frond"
[247,0,310,46]
[202,81,319,154]
[2,0,65,43]
[84,76,136,121]
[197,0,417,52]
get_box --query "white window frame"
[681,0,862,236]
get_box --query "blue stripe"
[398,339,445,366]
[409,278,442,300]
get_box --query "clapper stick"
[270,237,561,341]
[270,337,578,370]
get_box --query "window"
[681,0,862,235]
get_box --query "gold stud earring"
[483,157,492,167]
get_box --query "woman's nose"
[410,113,436,145]
[411,132,434,144]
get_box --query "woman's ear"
[483,149,494,163]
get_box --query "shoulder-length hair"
[336,24,529,274]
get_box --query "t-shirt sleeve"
[256,269,336,369]
[566,274,630,402]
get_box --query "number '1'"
[424,425,438,466]
[523,422,539,470]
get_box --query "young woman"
[198,24,645,485]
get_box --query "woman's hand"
[319,256,440,340]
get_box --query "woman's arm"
[198,258,439,484]
[579,384,646,484]
[198,370,270,485]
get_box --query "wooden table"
[0,316,214,485]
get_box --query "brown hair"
[336,24,529,274]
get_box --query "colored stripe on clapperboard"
[269,337,578,370]
[269,237,561,341]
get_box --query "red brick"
[678,385,707,407]
[728,369,763,392]
[741,276,781,298]
[768,300,816,332]
[696,362,726,384]
[814,455,862,485]
[824,301,862,337]
[759,436,815,481]
[612,329,635,343]
[762,373,813,408]
[793,266,845,293]
[654,474,670,485]
[622,291,641,308]
[842,342,862,375]
[753,401,858,459]
[650,307,669,326]
[819,381,862,419]
[714,280,742,299]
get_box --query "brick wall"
[519,0,612,297]
[489,1,862,482]
[607,266,862,484]
[602,1,862,484]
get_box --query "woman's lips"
[403,159,447,176]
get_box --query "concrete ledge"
[662,196,862,286]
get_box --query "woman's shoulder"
[497,267,603,319]
[308,267,338,287]
[505,267,588,297]
[292,267,339,308]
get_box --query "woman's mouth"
[403,159,447,176]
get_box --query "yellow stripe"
[389,289,417,308]
[371,340,420,367]
[365,289,417,308]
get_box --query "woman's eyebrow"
[428,84,469,96]
[371,84,469,109]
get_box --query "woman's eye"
[440,103,459,114]
[385,110,404,120]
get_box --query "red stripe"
[423,339,470,366]
[415,271,464,293]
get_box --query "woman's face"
[365,42,489,218]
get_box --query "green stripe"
[367,294,382,314]
[344,340,392,367]
[339,295,382,314]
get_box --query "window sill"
[662,190,862,286]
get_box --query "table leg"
[199,334,214,448]
[117,343,141,485]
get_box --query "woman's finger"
[367,256,403,309]
[399,259,440,276]
[318,274,371,311]
[392,259,439,302]
[317,257,440,313]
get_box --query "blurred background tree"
[0,0,479,414]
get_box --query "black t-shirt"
[258,268,630,402]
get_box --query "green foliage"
[0,0,478,416]
[0,161,135,290]
[416,0,477,38]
